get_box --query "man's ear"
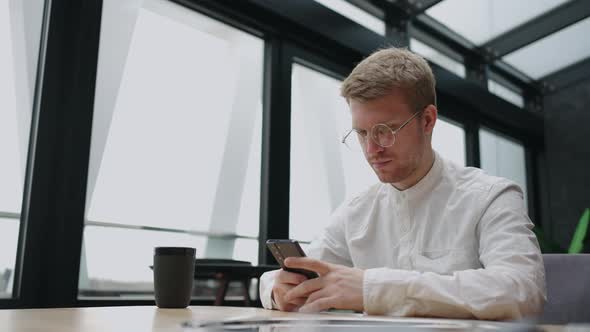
[422,104,437,136]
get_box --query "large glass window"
[314,0,385,36]
[0,0,44,298]
[426,0,568,45]
[488,79,525,108]
[289,64,376,244]
[410,38,466,78]
[80,0,263,296]
[433,117,466,166]
[479,127,528,205]
[503,16,590,80]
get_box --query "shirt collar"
[388,150,443,200]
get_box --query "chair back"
[541,254,590,323]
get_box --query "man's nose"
[365,137,384,154]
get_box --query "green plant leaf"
[568,208,590,254]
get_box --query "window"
[410,38,466,78]
[80,0,264,296]
[433,117,466,166]
[426,0,568,45]
[0,0,44,298]
[488,79,525,108]
[503,16,590,80]
[479,127,528,206]
[314,0,386,36]
[289,63,376,243]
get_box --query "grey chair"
[541,254,590,324]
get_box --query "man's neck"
[391,149,435,191]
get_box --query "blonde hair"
[341,47,436,111]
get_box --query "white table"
[0,305,565,331]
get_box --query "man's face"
[350,89,431,185]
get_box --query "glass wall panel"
[410,38,466,78]
[314,0,385,35]
[81,0,263,296]
[0,0,44,298]
[433,117,466,166]
[488,79,525,108]
[314,0,385,36]
[290,63,376,243]
[426,0,568,45]
[503,17,590,79]
[479,127,528,206]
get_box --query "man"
[259,47,546,320]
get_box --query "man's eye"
[356,130,367,137]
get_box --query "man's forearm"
[363,266,545,320]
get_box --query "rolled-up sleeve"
[259,270,279,309]
[363,182,547,320]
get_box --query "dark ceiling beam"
[484,0,590,59]
[543,57,590,94]
[346,0,442,19]
[492,60,539,90]
[385,0,443,17]
[413,0,444,12]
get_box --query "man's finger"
[279,302,299,312]
[284,257,331,275]
[284,277,323,302]
[275,270,308,285]
[298,297,337,313]
[288,296,307,306]
[304,288,329,305]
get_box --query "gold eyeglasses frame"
[341,108,425,149]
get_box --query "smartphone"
[266,239,319,279]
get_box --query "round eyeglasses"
[341,110,423,151]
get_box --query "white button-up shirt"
[260,152,546,320]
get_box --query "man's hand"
[283,257,364,313]
[271,270,310,312]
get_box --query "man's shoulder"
[441,159,522,198]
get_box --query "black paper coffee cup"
[153,247,196,308]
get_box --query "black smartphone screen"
[266,239,319,279]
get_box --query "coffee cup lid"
[154,247,196,256]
